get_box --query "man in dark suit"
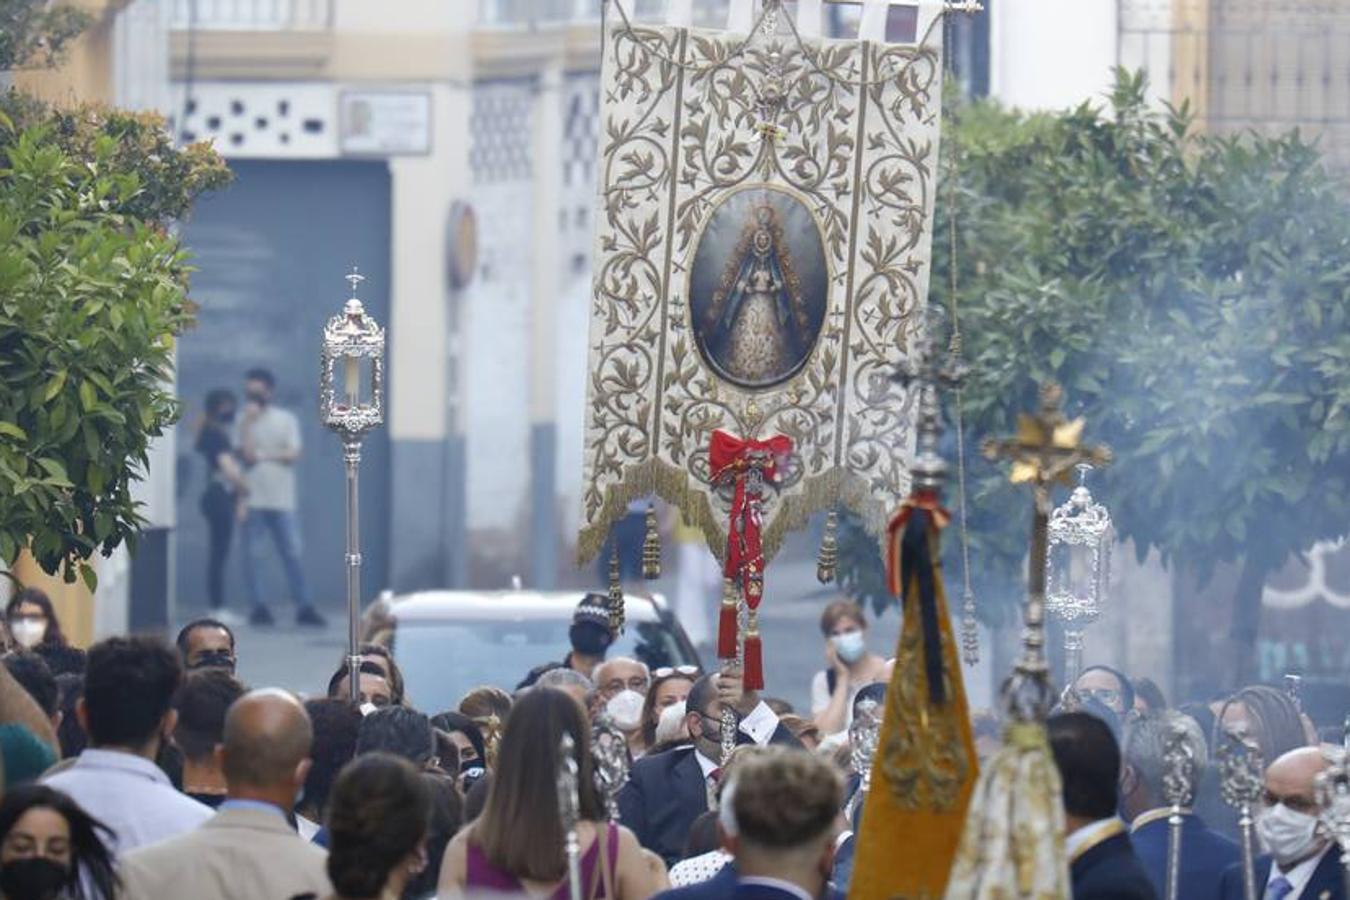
[1218,747,1345,900]
[1049,712,1159,900]
[618,671,799,866]
[1121,711,1239,900]
[652,747,843,900]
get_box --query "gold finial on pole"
[983,383,1111,720]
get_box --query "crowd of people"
[0,586,1342,900]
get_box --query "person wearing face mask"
[809,601,887,738]
[618,671,801,866]
[517,595,615,689]
[0,784,119,900]
[42,636,213,856]
[4,589,67,654]
[1218,747,1345,900]
[237,368,325,628]
[594,657,652,756]
[175,618,238,674]
[195,389,249,625]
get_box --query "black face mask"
[0,857,70,900]
[188,651,236,672]
[245,390,268,405]
[569,622,612,657]
[216,410,236,425]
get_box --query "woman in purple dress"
[438,687,667,899]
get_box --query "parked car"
[380,590,703,714]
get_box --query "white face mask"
[1257,802,1323,868]
[9,618,46,650]
[605,689,646,732]
[831,630,866,664]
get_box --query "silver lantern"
[1045,463,1113,681]
[319,268,385,703]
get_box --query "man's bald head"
[1265,746,1327,804]
[222,689,313,790]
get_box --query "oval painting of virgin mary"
[688,187,829,390]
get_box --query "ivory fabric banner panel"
[578,4,946,564]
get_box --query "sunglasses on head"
[653,665,700,678]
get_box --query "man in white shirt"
[44,637,213,855]
[1218,746,1344,900]
[238,368,324,628]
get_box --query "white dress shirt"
[44,749,213,855]
[1265,844,1333,900]
[694,700,781,779]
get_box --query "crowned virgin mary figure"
[702,203,815,387]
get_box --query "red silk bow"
[710,429,793,688]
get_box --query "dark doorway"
[173,159,392,621]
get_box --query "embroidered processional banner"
[579,3,945,574]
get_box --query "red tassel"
[743,635,764,691]
[718,604,739,660]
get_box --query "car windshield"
[394,616,697,714]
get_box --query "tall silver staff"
[558,732,583,900]
[1316,744,1350,899]
[592,715,631,821]
[844,695,881,824]
[1218,729,1264,900]
[319,269,384,703]
[1161,718,1196,900]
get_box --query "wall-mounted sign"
[339,90,432,156]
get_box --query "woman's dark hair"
[431,711,487,767]
[402,773,463,900]
[640,670,697,750]
[1134,676,1167,713]
[203,388,235,417]
[473,687,605,883]
[0,784,119,899]
[6,588,67,648]
[300,699,362,821]
[326,660,392,700]
[56,673,87,758]
[326,753,431,899]
[463,770,493,822]
[1217,685,1309,766]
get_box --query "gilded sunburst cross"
[982,383,1111,690]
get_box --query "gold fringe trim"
[576,459,895,568]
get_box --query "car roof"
[388,590,668,624]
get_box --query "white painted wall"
[991,0,1119,111]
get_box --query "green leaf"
[42,370,67,401]
[79,564,97,593]
[0,422,26,441]
[78,379,96,412]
